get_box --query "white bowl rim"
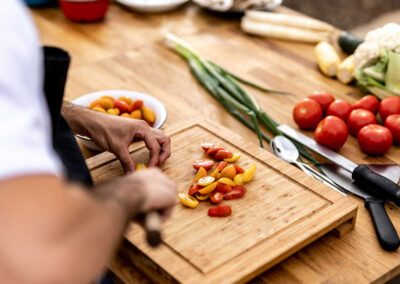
[116,0,188,9]
[71,89,168,143]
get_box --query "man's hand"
[62,102,171,172]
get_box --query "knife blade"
[278,124,400,206]
[321,164,400,251]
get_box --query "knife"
[321,164,400,251]
[278,125,400,206]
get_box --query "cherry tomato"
[357,124,393,155]
[217,161,228,172]
[130,99,143,112]
[234,165,245,174]
[193,159,214,170]
[214,150,233,161]
[347,109,376,137]
[206,146,225,157]
[293,98,323,130]
[379,96,400,121]
[215,183,232,194]
[208,204,232,217]
[210,191,224,204]
[353,95,379,114]
[188,183,201,196]
[201,143,215,151]
[385,114,400,144]
[224,186,247,200]
[113,100,130,113]
[326,99,353,121]
[307,90,335,113]
[314,116,348,151]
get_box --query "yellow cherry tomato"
[242,164,256,182]
[136,162,147,171]
[198,181,218,194]
[195,167,207,182]
[142,106,156,124]
[195,192,210,201]
[218,165,236,180]
[101,95,115,102]
[210,167,219,179]
[120,113,131,118]
[92,106,106,113]
[89,99,101,108]
[224,153,241,163]
[99,98,114,110]
[179,193,199,208]
[107,108,117,115]
[119,96,134,106]
[131,109,142,119]
[114,108,120,115]
[234,174,244,186]
[217,177,235,186]
[198,176,215,186]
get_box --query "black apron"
[42,46,92,186]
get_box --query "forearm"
[62,100,95,137]
[0,175,143,284]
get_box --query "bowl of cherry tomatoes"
[72,90,167,151]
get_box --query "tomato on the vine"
[314,116,348,151]
[347,109,376,137]
[385,114,400,144]
[293,98,323,130]
[326,99,353,121]
[353,95,379,114]
[307,90,334,113]
[357,124,393,155]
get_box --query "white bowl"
[116,0,189,13]
[71,90,168,151]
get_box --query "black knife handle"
[353,165,400,206]
[365,197,400,251]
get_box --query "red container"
[59,0,110,22]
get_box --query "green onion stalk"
[165,33,318,165]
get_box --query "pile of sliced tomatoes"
[178,143,256,217]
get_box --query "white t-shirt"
[0,0,62,180]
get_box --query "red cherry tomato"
[233,165,245,174]
[215,183,232,194]
[385,114,400,144]
[357,124,393,155]
[206,146,225,157]
[347,109,376,137]
[224,186,247,200]
[208,204,232,217]
[307,90,335,113]
[314,116,348,151]
[114,100,130,113]
[214,150,233,161]
[188,183,201,196]
[293,98,323,130]
[326,99,353,121]
[193,159,214,170]
[217,161,228,171]
[210,191,224,204]
[353,95,379,114]
[130,99,143,112]
[379,96,400,121]
[201,143,215,151]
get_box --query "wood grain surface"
[88,118,357,283]
[31,3,400,283]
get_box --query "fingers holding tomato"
[314,116,348,151]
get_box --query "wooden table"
[31,3,400,283]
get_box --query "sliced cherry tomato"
[242,164,256,182]
[385,114,400,144]
[353,95,379,114]
[198,176,215,186]
[206,146,225,157]
[234,174,244,186]
[234,165,245,174]
[193,159,214,170]
[314,116,348,151]
[217,161,228,172]
[130,99,143,112]
[293,98,323,130]
[218,165,236,180]
[195,167,207,182]
[307,90,335,113]
[188,183,201,196]
[210,167,219,178]
[224,186,246,200]
[136,162,147,171]
[347,109,376,137]
[214,150,233,161]
[208,204,232,217]
[114,100,131,113]
[178,193,199,208]
[195,192,210,201]
[379,96,400,121]
[326,99,353,121]
[210,191,224,204]
[215,183,232,194]
[224,153,241,163]
[201,143,216,151]
[357,124,393,155]
[198,181,218,194]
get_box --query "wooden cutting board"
[87,118,358,284]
